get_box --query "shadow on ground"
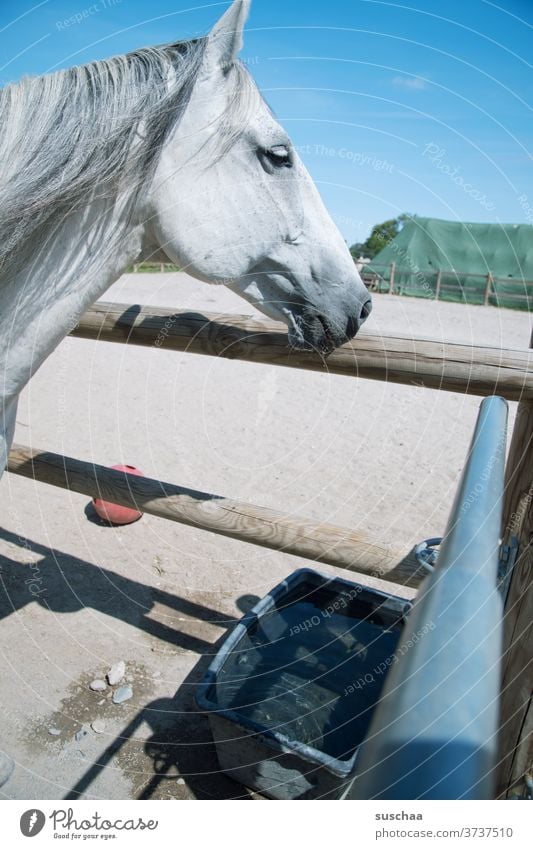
[0,526,260,799]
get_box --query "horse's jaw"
[228,259,372,354]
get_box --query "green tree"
[350,214,412,260]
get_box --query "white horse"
[0,0,371,478]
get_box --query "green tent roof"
[370,217,533,278]
[367,217,533,309]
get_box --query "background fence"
[128,262,533,312]
[362,262,533,311]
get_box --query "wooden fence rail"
[7,444,423,588]
[70,302,533,402]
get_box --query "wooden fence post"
[497,328,533,798]
[435,270,442,301]
[484,273,493,306]
[389,261,396,295]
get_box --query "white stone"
[112,685,133,705]
[75,727,90,743]
[106,661,126,686]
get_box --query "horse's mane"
[0,38,257,276]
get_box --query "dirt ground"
[0,272,530,800]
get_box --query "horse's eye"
[260,145,293,171]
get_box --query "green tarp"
[366,217,533,310]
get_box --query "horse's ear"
[204,0,251,73]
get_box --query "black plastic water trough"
[196,568,411,799]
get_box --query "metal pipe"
[344,396,508,799]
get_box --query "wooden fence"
[362,262,533,310]
[6,300,533,799]
[126,261,532,310]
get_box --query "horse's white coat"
[0,0,371,477]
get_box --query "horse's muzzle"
[349,298,372,333]
[291,298,372,354]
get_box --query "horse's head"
[146,0,371,353]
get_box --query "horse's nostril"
[360,299,372,322]
[344,299,373,342]
[346,315,359,339]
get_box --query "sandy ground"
[0,272,530,800]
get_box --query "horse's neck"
[0,194,145,405]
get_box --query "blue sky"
[1,0,531,244]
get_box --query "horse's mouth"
[287,312,352,355]
[288,335,335,355]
